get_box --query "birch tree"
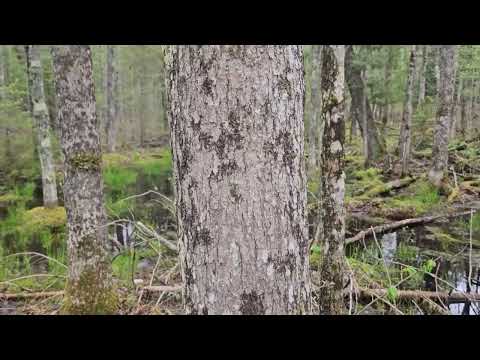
[105,45,118,152]
[166,45,311,314]
[51,45,117,314]
[25,45,58,208]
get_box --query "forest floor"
[1,133,480,315]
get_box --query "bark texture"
[318,46,347,314]
[345,45,383,165]
[429,46,456,188]
[399,45,417,176]
[308,45,323,171]
[105,45,118,152]
[418,45,427,105]
[166,45,311,315]
[381,46,394,148]
[51,45,117,314]
[25,45,58,208]
[0,46,5,100]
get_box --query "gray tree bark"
[51,45,117,314]
[460,79,468,138]
[105,45,118,152]
[429,46,456,188]
[318,45,347,314]
[345,45,383,166]
[381,46,394,148]
[308,45,323,172]
[166,45,311,315]
[25,45,58,208]
[0,46,5,100]
[418,45,427,105]
[399,45,417,176]
[450,77,462,139]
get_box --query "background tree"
[429,45,456,188]
[345,45,383,166]
[25,45,58,208]
[398,45,417,176]
[105,45,118,152]
[166,45,311,314]
[318,45,347,314]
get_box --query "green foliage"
[387,286,398,302]
[384,180,441,216]
[103,166,138,201]
[395,243,418,265]
[112,250,138,284]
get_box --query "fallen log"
[346,210,475,245]
[0,291,64,300]
[359,288,480,304]
[142,285,182,293]
[354,177,416,198]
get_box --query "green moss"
[383,180,441,216]
[62,268,118,315]
[0,193,22,205]
[24,206,67,231]
[69,152,102,171]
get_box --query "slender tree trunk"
[361,68,369,164]
[25,45,58,208]
[399,45,417,176]
[158,46,168,133]
[469,79,477,132]
[139,62,147,147]
[429,46,456,188]
[345,45,383,165]
[308,45,323,172]
[318,45,347,314]
[51,45,117,314]
[166,45,311,315]
[418,45,427,105]
[381,46,394,149]
[435,46,441,102]
[0,46,5,100]
[460,79,468,138]
[451,77,462,139]
[105,45,118,152]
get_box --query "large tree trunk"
[398,45,417,176]
[25,45,58,209]
[166,45,311,315]
[51,45,117,314]
[429,46,456,188]
[308,45,323,172]
[345,45,383,166]
[318,45,347,315]
[105,45,118,152]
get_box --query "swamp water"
[347,215,480,315]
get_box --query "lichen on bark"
[318,46,348,315]
[166,45,311,315]
[51,45,117,314]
